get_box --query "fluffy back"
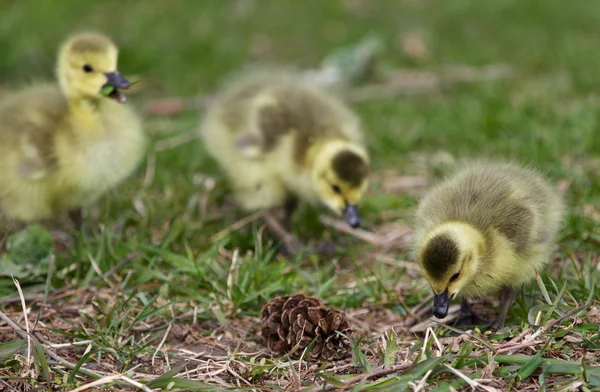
[207,69,363,163]
[414,160,564,258]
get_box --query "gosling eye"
[331,184,341,194]
[449,272,460,282]
[82,64,94,73]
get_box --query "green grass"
[1,0,599,390]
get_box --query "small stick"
[12,277,31,368]
[142,152,156,189]
[525,301,591,343]
[262,212,302,254]
[227,249,240,306]
[100,251,141,281]
[154,129,201,152]
[444,364,500,392]
[412,369,433,392]
[339,362,412,389]
[496,340,542,354]
[211,210,265,242]
[151,322,172,367]
[319,215,410,248]
[0,310,104,379]
[69,374,152,392]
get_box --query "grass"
[1,0,599,390]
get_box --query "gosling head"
[418,223,485,319]
[312,140,369,228]
[57,32,131,103]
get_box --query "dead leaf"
[400,32,430,62]
[382,175,429,195]
[143,98,189,117]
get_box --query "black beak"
[342,204,360,228]
[103,71,131,89]
[432,291,451,319]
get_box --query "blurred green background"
[0,0,598,287]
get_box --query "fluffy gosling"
[200,72,370,253]
[413,161,564,328]
[0,32,146,228]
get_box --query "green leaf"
[318,373,347,389]
[351,337,371,371]
[0,339,26,360]
[143,247,196,272]
[147,365,218,389]
[383,330,399,368]
[33,343,51,382]
[517,352,543,380]
[100,84,115,96]
[68,347,94,384]
[527,304,552,326]
[7,225,54,265]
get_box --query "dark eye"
[331,184,341,193]
[82,64,94,73]
[450,272,460,282]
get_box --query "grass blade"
[0,339,26,360]
[32,342,51,383]
[517,352,543,380]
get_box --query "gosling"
[0,32,146,228]
[200,71,369,254]
[413,161,564,329]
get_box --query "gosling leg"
[453,299,488,327]
[493,286,516,330]
[68,208,83,230]
[282,196,298,232]
[263,211,303,256]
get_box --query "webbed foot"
[452,299,489,328]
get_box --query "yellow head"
[311,140,369,228]
[418,222,486,318]
[57,32,131,103]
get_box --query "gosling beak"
[432,291,451,319]
[342,204,360,228]
[101,72,131,103]
[104,72,131,89]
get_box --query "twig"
[444,364,500,392]
[154,129,201,152]
[412,369,433,392]
[87,253,113,288]
[496,340,542,354]
[0,285,77,305]
[142,153,156,189]
[319,215,411,248]
[12,277,31,369]
[210,210,265,242]
[100,251,141,281]
[339,362,412,389]
[262,212,303,254]
[151,322,172,367]
[227,249,240,306]
[0,379,20,392]
[49,340,93,349]
[348,64,513,102]
[69,374,152,392]
[0,310,104,379]
[525,301,592,343]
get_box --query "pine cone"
[260,294,352,361]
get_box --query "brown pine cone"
[260,293,352,361]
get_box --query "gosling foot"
[68,208,83,230]
[452,299,489,327]
[309,240,338,255]
[491,286,516,330]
